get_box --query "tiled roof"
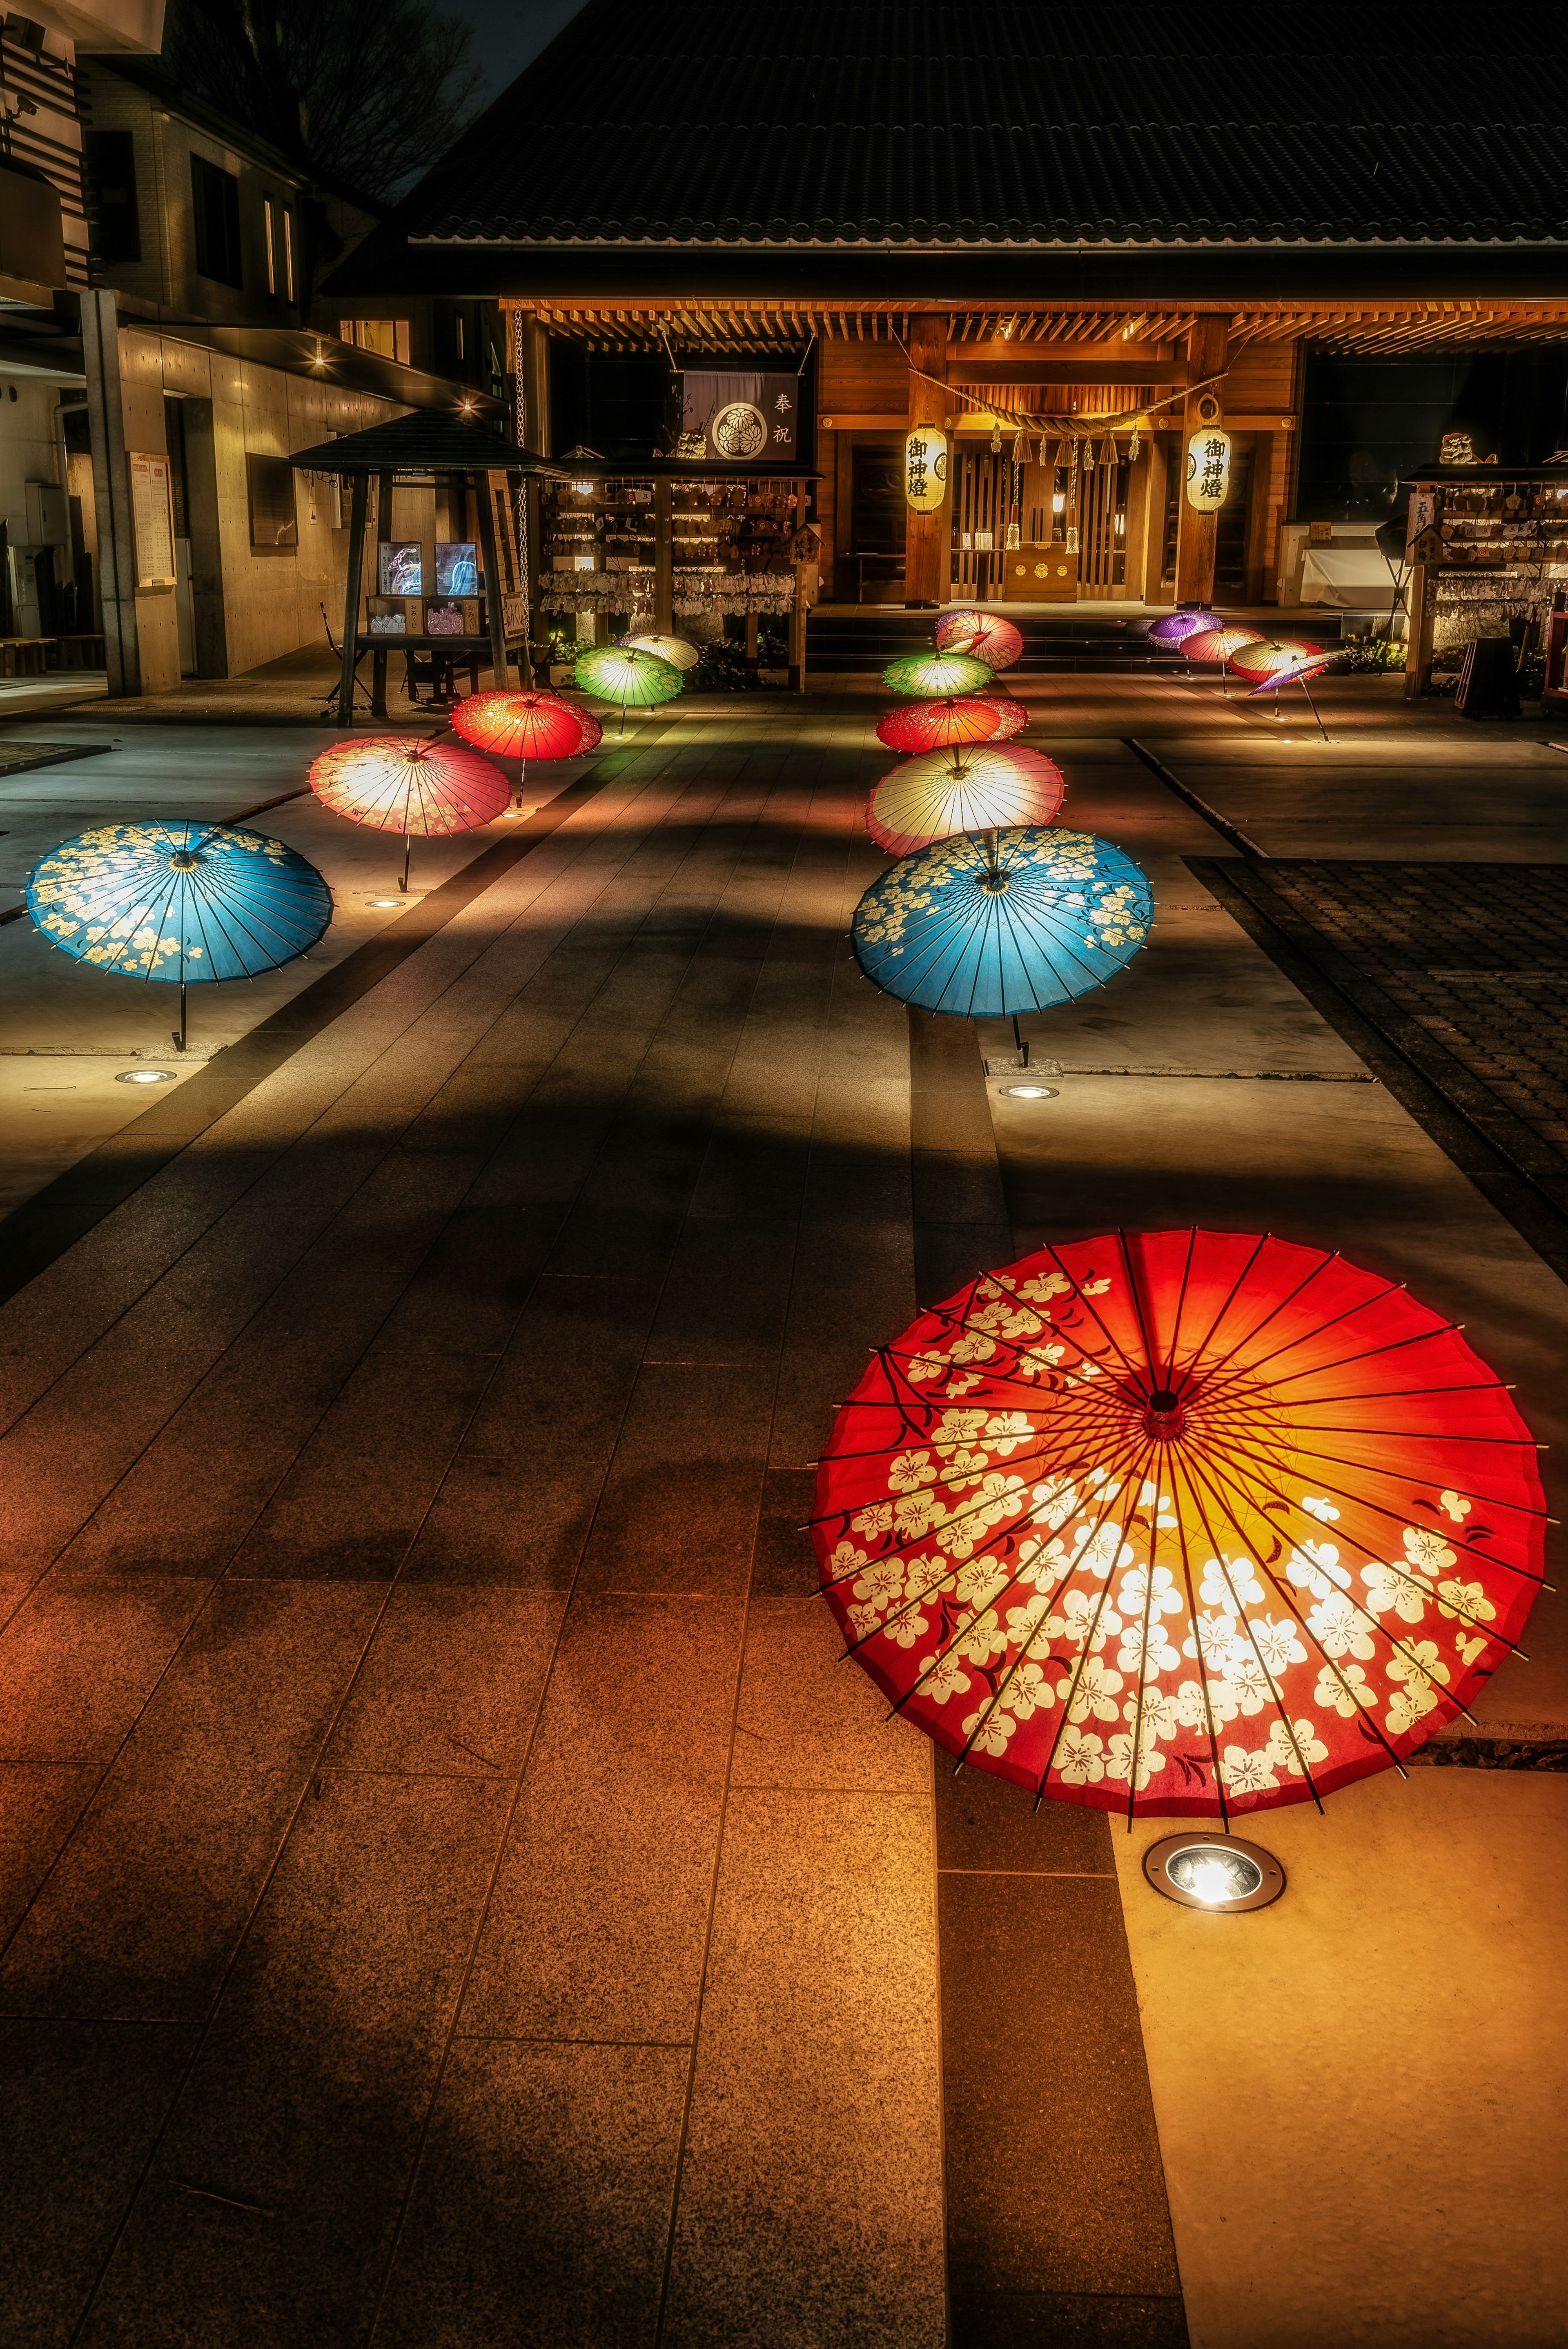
[288,412,560,474]
[401,0,1568,250]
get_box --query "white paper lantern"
[1185,425,1233,512]
[905,425,949,512]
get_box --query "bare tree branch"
[163,0,483,200]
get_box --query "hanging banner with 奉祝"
[677,373,799,461]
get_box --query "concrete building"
[0,2,512,700]
[0,4,97,657]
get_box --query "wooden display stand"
[1401,464,1568,697]
[540,463,815,648]
[285,411,566,727]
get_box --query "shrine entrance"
[952,436,1133,603]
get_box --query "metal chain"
[513,308,532,679]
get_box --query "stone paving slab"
[1235,860,1568,1158]
[0,717,956,2344]
[4,671,1566,2345]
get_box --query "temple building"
[328,0,1568,619]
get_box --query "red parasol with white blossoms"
[811,1230,1546,1820]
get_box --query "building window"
[283,208,295,303]
[337,318,412,364]
[263,194,276,293]
[85,130,140,265]
[191,152,243,288]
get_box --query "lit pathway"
[0,680,1564,2346]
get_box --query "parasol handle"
[401,833,411,893]
[1299,673,1331,744]
[172,980,187,1053]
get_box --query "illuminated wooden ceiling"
[516,300,1568,357]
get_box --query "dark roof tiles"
[401,1,1568,249]
[287,411,560,475]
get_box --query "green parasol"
[574,644,684,733]
[883,650,995,698]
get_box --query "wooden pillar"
[788,480,811,692]
[1138,430,1170,605]
[653,478,673,633]
[336,471,368,724]
[1122,433,1149,605]
[79,288,142,697]
[904,311,948,608]
[473,469,510,691]
[525,474,544,681]
[1174,315,1231,608]
[1404,563,1435,698]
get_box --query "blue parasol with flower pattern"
[851,824,1152,1020]
[26,818,332,1050]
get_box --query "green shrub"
[1339,631,1407,672]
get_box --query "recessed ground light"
[1143,1831,1284,1913]
[116,1067,177,1085]
[999,1082,1058,1100]
[368,897,407,908]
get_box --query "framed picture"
[128,451,176,587]
[379,540,422,594]
[435,541,478,594]
[245,453,298,549]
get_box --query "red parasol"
[866,745,1066,857]
[937,611,1026,671]
[971,691,1029,741]
[451,688,600,817]
[813,1229,1545,1820]
[309,735,511,891]
[452,690,588,761]
[1227,638,1325,684]
[875,698,1006,755]
[567,704,604,754]
[1181,626,1263,666]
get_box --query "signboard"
[678,372,798,462]
[904,424,948,512]
[1184,426,1232,512]
[246,453,298,549]
[436,542,478,595]
[486,472,521,592]
[379,541,422,594]
[128,451,176,587]
[1405,489,1437,559]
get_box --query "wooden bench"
[51,635,106,670]
[0,638,52,678]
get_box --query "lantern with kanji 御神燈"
[905,425,949,513]
[1185,425,1233,512]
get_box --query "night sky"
[440,0,585,99]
